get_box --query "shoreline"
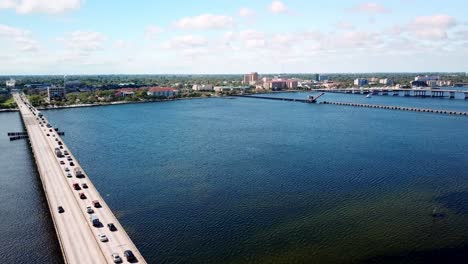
[0,95,216,113]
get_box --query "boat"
[366,94,372,98]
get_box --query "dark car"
[124,250,136,262]
[107,223,117,231]
[82,183,88,189]
[46,134,50,136]
[59,146,63,149]
[60,161,65,165]
[58,206,64,213]
[69,162,75,166]
[79,193,86,199]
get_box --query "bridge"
[315,88,468,99]
[13,93,146,264]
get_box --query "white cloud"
[269,1,288,14]
[400,14,458,40]
[114,39,132,49]
[350,2,390,14]
[161,35,207,49]
[335,21,355,30]
[239,7,255,17]
[0,0,82,14]
[58,31,107,53]
[145,25,164,39]
[408,14,457,30]
[0,24,38,52]
[174,14,234,30]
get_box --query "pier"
[240,95,468,116]
[13,93,146,264]
[316,88,468,99]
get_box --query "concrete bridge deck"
[14,93,146,264]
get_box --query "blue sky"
[0,0,467,74]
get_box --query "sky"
[0,0,467,74]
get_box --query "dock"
[238,95,468,116]
[13,93,146,264]
[315,88,468,99]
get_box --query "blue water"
[2,95,468,263]
[0,112,63,263]
[256,91,468,112]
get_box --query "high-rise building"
[313,74,319,82]
[243,72,259,85]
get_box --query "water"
[2,95,468,263]
[0,112,63,263]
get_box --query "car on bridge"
[79,193,86,199]
[92,200,101,208]
[86,206,94,214]
[82,183,88,189]
[64,167,70,172]
[57,206,64,213]
[108,223,117,231]
[98,233,108,242]
[111,253,122,263]
[60,161,65,165]
[124,250,136,262]
[66,173,72,178]
[73,183,81,190]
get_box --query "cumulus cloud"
[0,0,82,14]
[335,21,355,30]
[58,31,107,54]
[408,14,457,30]
[350,2,390,14]
[145,25,164,39]
[0,24,38,52]
[174,14,234,30]
[161,35,207,49]
[403,14,457,40]
[269,0,288,14]
[239,7,255,17]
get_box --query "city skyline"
[0,0,467,74]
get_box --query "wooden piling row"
[321,101,468,116]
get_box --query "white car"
[98,233,108,242]
[86,206,94,214]
[64,167,70,172]
[111,253,122,263]
[66,173,72,178]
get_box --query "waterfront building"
[313,74,320,82]
[147,87,179,97]
[354,78,369,87]
[243,72,259,85]
[214,86,251,92]
[411,80,428,87]
[47,86,66,100]
[115,88,135,97]
[192,84,214,91]
[379,79,394,86]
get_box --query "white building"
[379,79,394,85]
[214,86,251,92]
[6,79,16,87]
[192,84,214,91]
[354,78,369,87]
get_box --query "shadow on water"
[362,245,468,264]
[435,191,468,214]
